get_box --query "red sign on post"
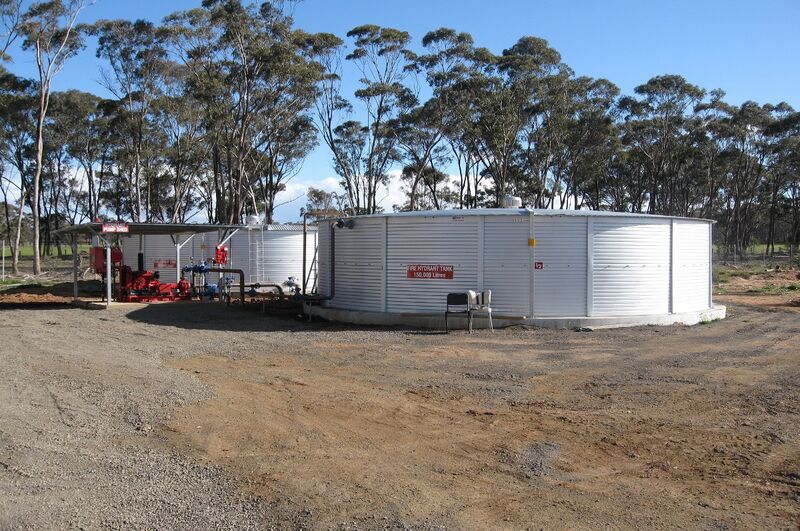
[534,261,544,270]
[407,264,454,279]
[102,222,129,233]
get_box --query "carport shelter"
[54,222,243,307]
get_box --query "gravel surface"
[0,298,798,529]
[0,304,268,529]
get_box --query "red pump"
[116,266,191,303]
[90,246,122,273]
[213,244,228,265]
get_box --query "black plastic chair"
[445,292,474,333]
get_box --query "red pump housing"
[91,246,122,273]
[213,244,228,265]
[116,266,190,303]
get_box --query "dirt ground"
[0,285,798,528]
[716,268,800,312]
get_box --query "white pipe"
[72,238,78,302]
[217,228,240,248]
[105,244,111,308]
[216,228,239,281]
[175,233,195,282]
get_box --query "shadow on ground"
[123,300,436,334]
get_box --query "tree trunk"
[11,184,25,275]
[31,88,48,276]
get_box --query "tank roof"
[322,208,714,223]
[54,221,316,236]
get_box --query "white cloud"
[272,172,407,220]
[377,170,407,212]
[271,175,346,223]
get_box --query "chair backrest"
[481,290,492,306]
[447,292,468,306]
[466,290,479,305]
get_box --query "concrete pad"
[306,305,727,330]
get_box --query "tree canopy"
[0,1,798,273]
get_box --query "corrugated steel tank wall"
[318,211,714,319]
[672,220,712,313]
[118,227,316,287]
[232,229,318,287]
[591,218,671,316]
[317,223,330,296]
[484,215,530,315]
[119,234,192,284]
[387,216,480,313]
[532,216,587,317]
[334,218,385,311]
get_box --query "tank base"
[306,305,727,330]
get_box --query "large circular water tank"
[118,224,318,289]
[310,209,725,329]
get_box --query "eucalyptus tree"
[328,119,367,213]
[162,5,227,222]
[303,185,345,220]
[164,1,322,223]
[616,75,706,215]
[305,31,372,215]
[758,103,795,256]
[20,0,86,274]
[93,18,167,221]
[314,25,414,214]
[347,25,416,213]
[40,90,75,253]
[151,66,207,223]
[711,101,784,257]
[465,51,522,206]
[57,89,110,220]
[766,111,800,262]
[0,0,22,59]
[0,67,30,273]
[391,100,451,211]
[245,27,321,224]
[0,0,22,253]
[501,37,573,208]
[468,37,570,206]
[561,76,620,210]
[417,28,485,208]
[250,113,317,223]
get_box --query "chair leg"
[445,311,449,333]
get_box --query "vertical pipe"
[382,217,388,312]
[72,238,78,302]
[477,216,485,292]
[302,213,307,294]
[105,243,112,308]
[709,223,713,309]
[176,237,180,284]
[669,219,675,314]
[586,216,594,317]
[330,223,335,299]
[2,239,5,281]
[528,211,534,319]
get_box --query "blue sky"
[6,0,799,221]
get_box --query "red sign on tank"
[407,264,454,279]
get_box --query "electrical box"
[91,246,122,273]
